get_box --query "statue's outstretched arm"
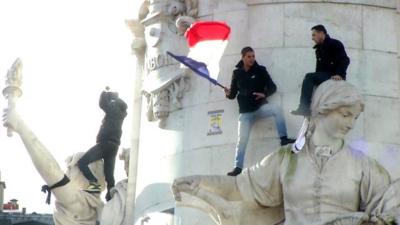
[172,175,243,202]
[3,109,77,204]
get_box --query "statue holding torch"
[2,58,23,137]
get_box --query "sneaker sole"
[84,189,101,194]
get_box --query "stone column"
[125,18,146,224]
[125,53,144,225]
[397,0,400,87]
[126,1,198,224]
[0,172,5,212]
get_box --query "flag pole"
[214,82,226,89]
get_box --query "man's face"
[312,30,325,45]
[242,51,255,68]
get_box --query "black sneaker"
[227,167,242,176]
[84,182,101,193]
[280,137,296,146]
[291,107,311,117]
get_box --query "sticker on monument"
[207,110,224,136]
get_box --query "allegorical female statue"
[3,107,106,225]
[172,80,392,225]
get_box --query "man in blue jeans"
[225,46,295,176]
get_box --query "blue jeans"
[234,103,288,168]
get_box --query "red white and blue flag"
[168,21,231,88]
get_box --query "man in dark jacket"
[78,87,127,201]
[225,46,295,176]
[291,24,350,116]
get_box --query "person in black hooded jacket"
[291,24,350,116]
[225,46,295,176]
[78,87,127,201]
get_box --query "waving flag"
[167,51,223,88]
[169,21,231,88]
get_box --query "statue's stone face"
[167,0,185,16]
[318,103,362,139]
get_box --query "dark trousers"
[298,72,331,110]
[78,141,119,190]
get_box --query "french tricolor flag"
[168,21,231,88]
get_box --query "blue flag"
[167,51,222,87]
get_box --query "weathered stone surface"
[248,4,284,48]
[363,7,398,52]
[255,48,315,93]
[363,95,400,144]
[284,3,363,49]
[213,10,248,55]
[357,51,398,98]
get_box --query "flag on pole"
[167,51,223,88]
[168,21,230,87]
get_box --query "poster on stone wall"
[207,110,223,135]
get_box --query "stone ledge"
[246,0,397,9]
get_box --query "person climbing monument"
[225,46,295,176]
[78,87,127,201]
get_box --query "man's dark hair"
[241,46,254,57]
[311,24,327,34]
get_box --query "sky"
[0,0,139,213]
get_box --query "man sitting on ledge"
[291,24,350,117]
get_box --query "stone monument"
[2,59,105,225]
[126,1,400,225]
[127,0,198,128]
[172,80,393,225]
[3,110,106,225]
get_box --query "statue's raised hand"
[171,176,201,201]
[2,109,22,132]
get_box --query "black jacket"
[314,35,350,79]
[226,60,277,113]
[96,91,127,145]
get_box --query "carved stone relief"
[127,0,198,128]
